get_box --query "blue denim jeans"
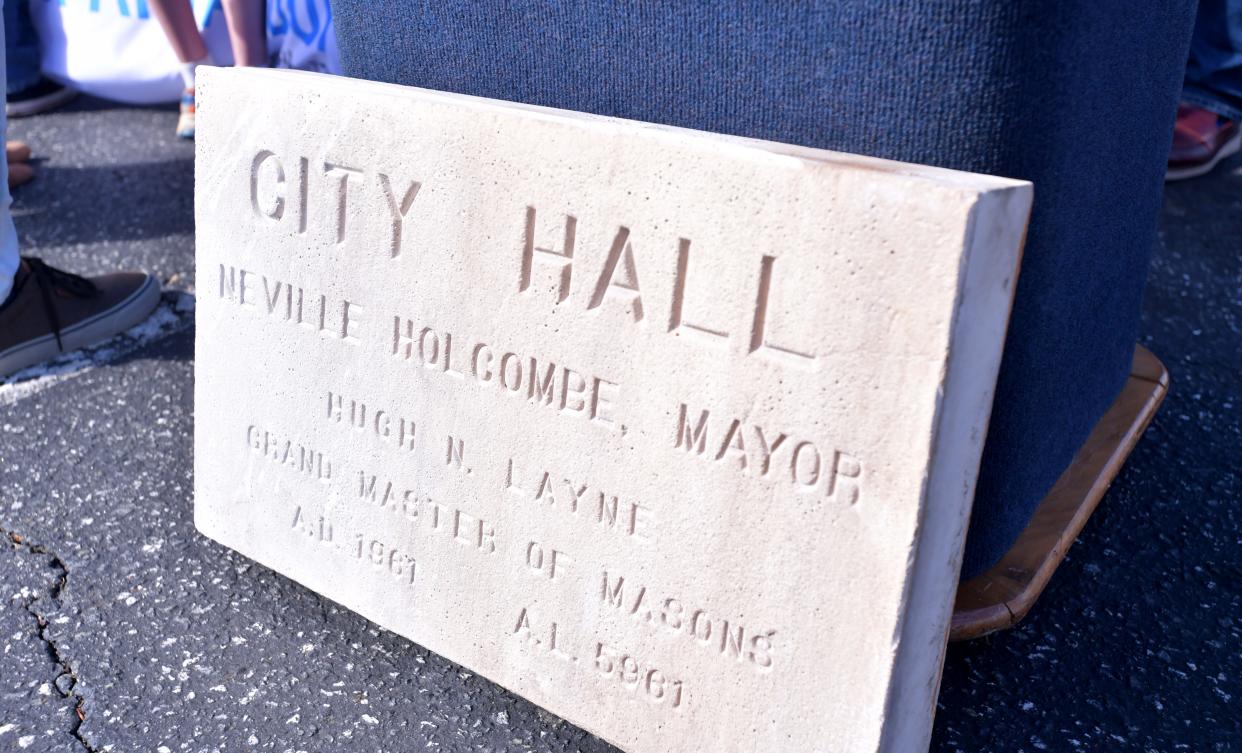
[5,0,41,95]
[1184,0,1242,121]
[0,1,20,303]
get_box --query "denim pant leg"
[0,1,20,303]
[1184,0,1242,121]
[4,0,40,94]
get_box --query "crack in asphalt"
[1,525,100,753]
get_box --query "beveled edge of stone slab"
[205,67,1028,195]
[881,184,1031,752]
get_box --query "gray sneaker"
[0,257,160,378]
[6,78,77,118]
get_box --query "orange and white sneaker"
[176,87,196,140]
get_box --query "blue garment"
[4,0,41,95]
[0,1,19,302]
[328,0,1196,578]
[1184,0,1242,121]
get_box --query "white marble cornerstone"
[194,67,1031,753]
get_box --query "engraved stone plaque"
[194,67,1031,753]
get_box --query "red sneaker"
[1167,104,1241,181]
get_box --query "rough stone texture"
[192,68,1029,753]
[0,92,1237,753]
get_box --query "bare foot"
[8,161,35,188]
[6,140,31,163]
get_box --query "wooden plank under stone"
[950,345,1169,641]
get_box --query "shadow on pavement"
[11,159,195,247]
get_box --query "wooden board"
[950,345,1169,641]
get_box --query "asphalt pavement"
[0,95,1238,753]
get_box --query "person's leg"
[221,0,268,67]
[148,0,211,139]
[149,0,210,64]
[4,0,40,95]
[4,0,74,118]
[1169,0,1242,180]
[1183,0,1242,120]
[0,2,20,304]
[0,2,160,377]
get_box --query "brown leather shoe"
[1168,104,1242,181]
[8,162,34,189]
[0,257,161,378]
[6,140,30,163]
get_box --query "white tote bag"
[267,0,340,74]
[32,0,234,105]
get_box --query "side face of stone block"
[193,67,1031,753]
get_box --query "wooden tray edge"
[949,345,1169,641]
